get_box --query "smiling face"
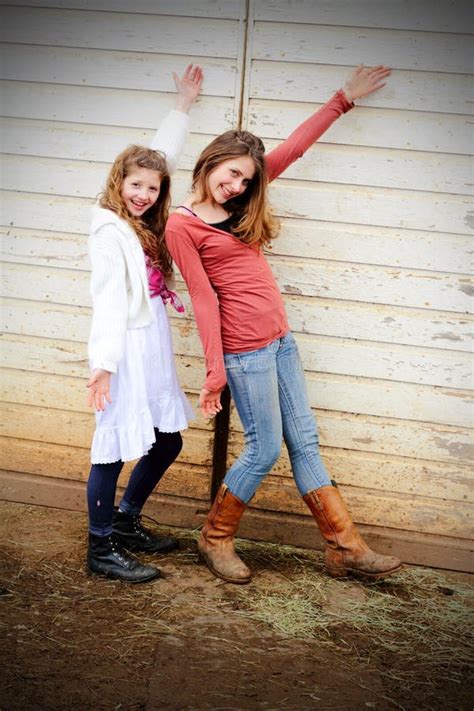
[206,156,256,205]
[121,167,162,217]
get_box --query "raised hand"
[173,63,204,114]
[343,65,391,102]
[87,369,112,412]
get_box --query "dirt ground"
[1,501,472,711]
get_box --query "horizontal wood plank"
[270,256,471,314]
[3,116,471,196]
[247,477,471,538]
[1,81,237,134]
[0,366,211,427]
[229,408,473,465]
[1,402,212,463]
[263,141,473,196]
[284,295,473,353]
[1,0,242,18]
[4,249,471,317]
[4,157,472,236]
[2,350,471,427]
[2,470,471,570]
[252,22,472,73]
[254,0,472,33]
[271,221,472,274]
[0,118,211,171]
[227,435,473,503]
[3,289,473,355]
[2,44,238,97]
[2,438,469,539]
[269,181,473,236]
[3,323,471,391]
[250,61,472,114]
[1,437,211,500]
[2,217,472,277]
[3,7,241,58]
[246,100,473,155]
[294,333,473,390]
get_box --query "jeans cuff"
[88,523,113,537]
[118,498,142,516]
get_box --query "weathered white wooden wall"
[1,0,473,568]
[228,0,473,566]
[1,1,247,516]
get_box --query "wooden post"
[210,385,231,501]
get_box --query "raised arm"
[150,64,204,173]
[265,64,391,182]
[165,225,226,416]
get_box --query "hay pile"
[232,539,474,699]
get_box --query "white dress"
[91,292,194,464]
[88,109,194,464]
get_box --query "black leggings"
[87,429,182,536]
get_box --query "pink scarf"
[145,256,184,313]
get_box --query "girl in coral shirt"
[166,65,402,585]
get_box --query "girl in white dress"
[86,65,203,583]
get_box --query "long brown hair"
[99,145,173,275]
[192,131,280,248]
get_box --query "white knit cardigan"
[88,110,189,373]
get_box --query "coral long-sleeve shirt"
[166,90,353,392]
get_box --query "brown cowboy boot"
[197,484,251,584]
[303,482,402,579]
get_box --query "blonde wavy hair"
[192,131,280,248]
[99,145,173,275]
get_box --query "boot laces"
[111,538,131,567]
[132,515,151,541]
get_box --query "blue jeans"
[223,332,331,503]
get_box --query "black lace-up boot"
[112,509,178,554]
[87,533,160,583]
